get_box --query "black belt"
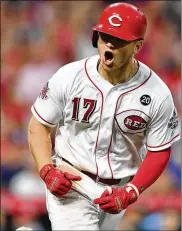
[61,158,133,186]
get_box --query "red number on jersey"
[72,97,97,123]
[81,98,97,123]
[72,97,80,121]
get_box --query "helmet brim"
[92,24,140,41]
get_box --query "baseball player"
[28,2,180,230]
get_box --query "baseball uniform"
[31,55,180,230]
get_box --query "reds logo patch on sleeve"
[39,82,50,100]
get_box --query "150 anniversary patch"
[168,109,178,129]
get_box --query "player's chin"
[102,60,117,70]
[103,63,114,71]
[103,62,120,72]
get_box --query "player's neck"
[98,58,138,85]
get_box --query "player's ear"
[133,40,143,55]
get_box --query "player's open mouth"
[104,51,114,66]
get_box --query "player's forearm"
[129,148,171,194]
[28,116,53,172]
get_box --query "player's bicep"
[146,95,180,151]
[31,79,63,128]
[28,115,52,134]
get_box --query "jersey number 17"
[72,97,97,123]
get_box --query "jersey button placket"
[97,150,106,157]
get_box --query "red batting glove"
[93,184,138,214]
[40,164,82,197]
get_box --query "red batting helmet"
[92,2,147,48]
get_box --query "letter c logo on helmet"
[92,3,147,48]
[108,14,122,27]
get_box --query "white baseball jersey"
[31,55,180,179]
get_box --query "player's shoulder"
[139,61,171,99]
[47,56,96,94]
[53,57,89,81]
[49,55,98,88]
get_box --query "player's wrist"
[125,183,140,197]
[123,183,139,204]
[39,164,54,180]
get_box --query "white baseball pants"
[45,157,130,230]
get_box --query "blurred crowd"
[1,1,181,230]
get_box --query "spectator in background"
[138,208,181,231]
[12,212,45,231]
[14,37,61,105]
[1,209,6,231]
[9,154,45,198]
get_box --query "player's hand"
[40,164,82,197]
[93,186,138,214]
